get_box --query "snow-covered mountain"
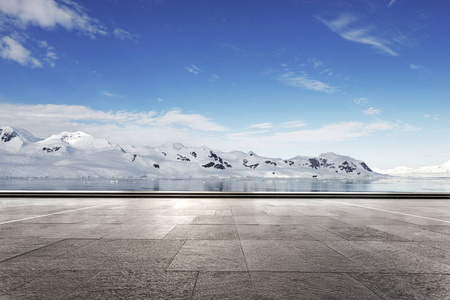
[374,160,450,178]
[0,126,383,179]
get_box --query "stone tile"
[49,239,186,271]
[81,215,136,224]
[0,270,44,294]
[324,241,450,273]
[180,210,216,216]
[252,216,345,226]
[127,215,196,224]
[368,225,450,241]
[300,226,346,241]
[16,214,90,224]
[320,224,409,241]
[215,209,233,216]
[251,272,382,300]
[103,224,176,239]
[168,240,247,271]
[23,239,96,258]
[66,270,197,300]
[241,240,363,272]
[0,238,61,262]
[419,225,450,235]
[331,216,410,226]
[6,270,97,300]
[233,216,258,224]
[351,273,450,300]
[164,225,239,240]
[190,216,235,225]
[236,225,316,240]
[192,272,254,300]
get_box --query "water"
[0,178,449,193]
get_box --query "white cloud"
[157,98,163,103]
[319,14,398,56]
[363,107,381,115]
[354,97,368,105]
[0,103,229,147]
[0,0,107,37]
[249,123,273,129]
[0,36,41,67]
[185,64,201,75]
[113,28,138,41]
[278,71,337,93]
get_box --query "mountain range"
[0,125,383,179]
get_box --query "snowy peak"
[43,131,113,150]
[0,126,40,153]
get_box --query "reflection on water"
[0,178,449,193]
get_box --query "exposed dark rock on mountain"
[265,160,277,166]
[42,146,61,153]
[177,154,191,161]
[283,160,294,166]
[339,161,357,173]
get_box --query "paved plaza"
[0,196,449,299]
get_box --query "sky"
[0,0,449,169]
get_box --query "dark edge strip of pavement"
[0,191,449,199]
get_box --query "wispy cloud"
[409,64,428,73]
[363,107,381,115]
[0,36,42,67]
[280,120,307,129]
[100,91,123,98]
[307,58,324,69]
[219,43,261,57]
[354,97,368,105]
[249,123,274,129]
[209,74,219,82]
[229,120,419,145]
[319,14,398,56]
[388,0,398,8]
[0,0,107,37]
[185,64,201,75]
[113,28,139,41]
[278,71,337,93]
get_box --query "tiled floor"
[0,197,449,299]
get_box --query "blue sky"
[0,0,449,168]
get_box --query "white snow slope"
[0,126,383,179]
[374,160,450,178]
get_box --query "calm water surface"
[0,178,449,193]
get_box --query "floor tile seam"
[345,272,386,300]
[315,239,372,273]
[0,202,122,226]
[52,238,102,259]
[0,237,71,263]
[315,224,350,241]
[325,201,450,224]
[1,269,54,294]
[165,239,187,271]
[189,271,200,300]
[234,222,257,298]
